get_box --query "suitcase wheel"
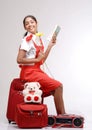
[8,120,12,124]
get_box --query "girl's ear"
[23,24,26,30]
[36,22,38,33]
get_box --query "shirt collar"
[26,32,36,42]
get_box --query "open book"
[47,25,61,41]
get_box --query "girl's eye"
[25,22,29,26]
[30,21,34,24]
[25,21,34,26]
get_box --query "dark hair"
[23,15,37,37]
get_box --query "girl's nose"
[28,23,31,27]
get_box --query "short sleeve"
[20,39,30,51]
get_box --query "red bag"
[15,103,48,128]
[6,78,26,123]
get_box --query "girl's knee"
[57,84,63,92]
[50,84,63,96]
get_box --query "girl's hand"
[49,34,57,47]
[36,50,45,62]
[43,34,57,62]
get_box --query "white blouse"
[20,33,42,59]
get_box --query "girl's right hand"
[36,50,45,62]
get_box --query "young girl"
[17,15,65,114]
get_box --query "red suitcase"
[15,103,48,128]
[6,78,26,123]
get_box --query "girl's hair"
[23,15,37,37]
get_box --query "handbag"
[15,103,48,128]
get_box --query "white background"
[0,0,92,124]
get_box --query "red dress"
[19,37,62,96]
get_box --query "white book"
[47,25,61,41]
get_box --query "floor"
[0,118,91,130]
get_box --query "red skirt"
[19,65,62,96]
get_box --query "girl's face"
[24,17,37,34]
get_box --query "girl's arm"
[43,35,56,63]
[17,49,45,64]
[17,35,56,65]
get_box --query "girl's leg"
[53,85,65,114]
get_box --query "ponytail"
[23,32,28,37]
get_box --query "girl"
[17,15,65,114]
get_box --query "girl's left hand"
[49,34,57,46]
[51,34,56,43]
